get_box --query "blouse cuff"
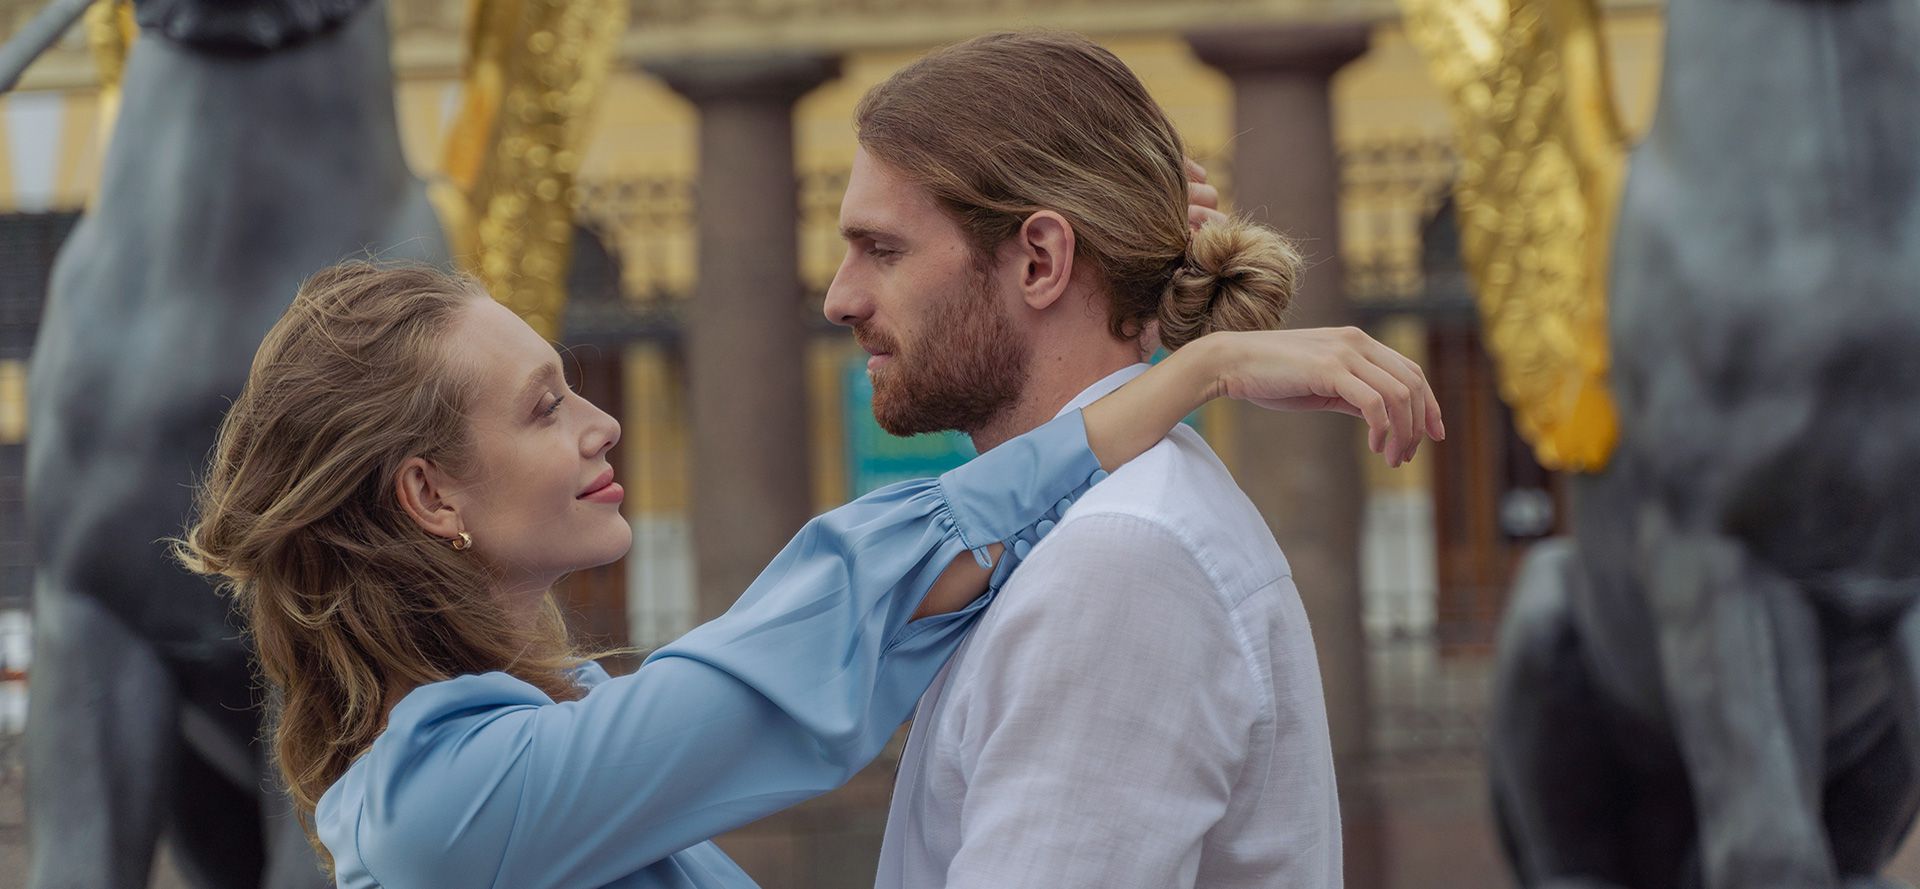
[935,410,1106,570]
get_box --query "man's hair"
[855,30,1301,350]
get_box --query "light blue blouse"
[314,410,1107,889]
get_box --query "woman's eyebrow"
[518,362,564,399]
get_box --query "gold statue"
[82,0,134,141]
[435,0,626,339]
[1398,0,1629,471]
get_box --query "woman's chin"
[522,525,635,581]
[588,525,636,567]
[604,535,635,565]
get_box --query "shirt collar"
[1054,363,1152,419]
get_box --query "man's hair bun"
[1157,217,1302,351]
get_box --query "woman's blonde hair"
[173,261,588,869]
[854,30,1302,351]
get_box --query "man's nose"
[823,267,870,328]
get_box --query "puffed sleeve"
[316,410,1105,889]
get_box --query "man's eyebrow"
[839,223,901,243]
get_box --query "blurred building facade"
[0,1,1668,887]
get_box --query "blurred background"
[0,0,1907,887]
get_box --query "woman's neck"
[494,576,559,626]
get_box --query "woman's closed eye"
[541,392,565,418]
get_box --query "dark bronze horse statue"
[1490,0,1920,886]
[22,0,447,884]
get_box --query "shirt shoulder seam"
[1051,509,1264,596]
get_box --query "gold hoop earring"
[451,531,473,551]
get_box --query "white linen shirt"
[876,364,1342,889]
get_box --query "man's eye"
[866,246,899,260]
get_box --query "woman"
[175,261,1440,889]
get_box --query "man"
[824,31,1438,889]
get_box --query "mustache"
[854,325,900,356]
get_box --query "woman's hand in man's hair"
[1185,157,1228,230]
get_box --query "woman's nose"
[585,401,621,457]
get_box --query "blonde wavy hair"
[856,30,1303,350]
[173,261,590,870]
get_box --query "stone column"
[645,54,839,623]
[1189,25,1385,889]
[646,53,869,889]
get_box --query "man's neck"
[968,347,1141,453]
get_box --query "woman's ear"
[395,457,463,540]
[1016,210,1076,312]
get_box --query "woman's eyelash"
[542,393,565,417]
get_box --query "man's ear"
[395,457,463,540]
[1015,210,1076,312]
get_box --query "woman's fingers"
[1190,204,1228,230]
[1341,327,1445,460]
[1408,356,1445,440]
[1358,338,1431,463]
[1219,326,1441,467]
[1380,354,1424,465]
[1185,158,1225,231]
[1188,181,1219,210]
[1378,347,1444,442]
[1331,371,1392,456]
[1344,351,1416,466]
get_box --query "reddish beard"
[859,266,1029,437]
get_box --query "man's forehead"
[840,148,941,234]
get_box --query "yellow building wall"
[0,13,1670,213]
[0,96,14,211]
[0,10,1668,508]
